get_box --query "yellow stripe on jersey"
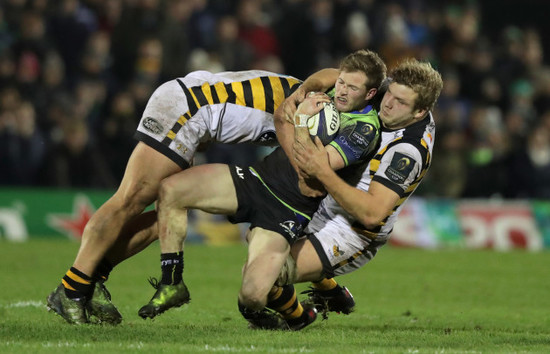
[166,130,176,140]
[271,76,300,109]
[249,77,266,111]
[178,114,189,126]
[200,82,215,105]
[162,76,299,146]
[231,81,245,106]
[187,87,202,111]
[369,158,381,174]
[421,138,428,150]
[269,76,285,109]
[213,81,229,102]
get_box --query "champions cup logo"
[361,124,372,135]
[385,152,416,184]
[396,157,411,170]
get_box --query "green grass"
[1,240,549,353]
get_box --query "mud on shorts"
[228,164,315,245]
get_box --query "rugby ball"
[307,101,340,145]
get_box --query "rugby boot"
[87,281,122,325]
[301,285,355,319]
[285,304,317,331]
[46,284,88,324]
[138,278,190,319]
[239,304,289,330]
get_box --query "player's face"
[334,71,370,112]
[379,83,426,129]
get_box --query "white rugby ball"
[307,101,340,145]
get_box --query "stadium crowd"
[0,0,549,199]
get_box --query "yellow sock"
[267,285,303,320]
[312,278,338,291]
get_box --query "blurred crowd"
[0,0,549,199]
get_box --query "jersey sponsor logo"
[142,117,163,134]
[256,131,277,143]
[385,152,416,184]
[279,220,296,238]
[336,135,361,159]
[279,220,303,239]
[235,166,245,179]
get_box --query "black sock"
[160,252,184,285]
[92,258,114,282]
[62,267,93,299]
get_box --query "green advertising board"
[0,188,113,241]
[0,188,548,249]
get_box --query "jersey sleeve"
[372,142,425,197]
[328,109,380,166]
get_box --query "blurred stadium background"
[0,0,549,250]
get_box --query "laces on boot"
[147,277,160,290]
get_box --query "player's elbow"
[358,212,385,230]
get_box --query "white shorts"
[307,220,387,278]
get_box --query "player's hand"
[297,177,326,197]
[283,89,329,123]
[293,136,331,178]
[282,86,305,123]
[294,94,330,120]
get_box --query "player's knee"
[239,285,265,311]
[157,176,181,209]
[114,180,159,215]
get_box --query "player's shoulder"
[341,106,380,130]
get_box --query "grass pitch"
[0,239,549,353]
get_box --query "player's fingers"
[313,136,325,149]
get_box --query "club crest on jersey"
[142,117,163,134]
[332,245,345,257]
[385,152,416,184]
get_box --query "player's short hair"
[339,49,387,91]
[389,58,443,112]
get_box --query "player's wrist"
[294,113,310,128]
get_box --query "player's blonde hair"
[389,58,443,111]
[339,49,387,91]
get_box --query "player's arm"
[281,68,339,123]
[293,136,398,228]
[274,68,339,157]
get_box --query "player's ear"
[413,108,428,120]
[365,88,377,101]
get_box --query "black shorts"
[228,164,316,245]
